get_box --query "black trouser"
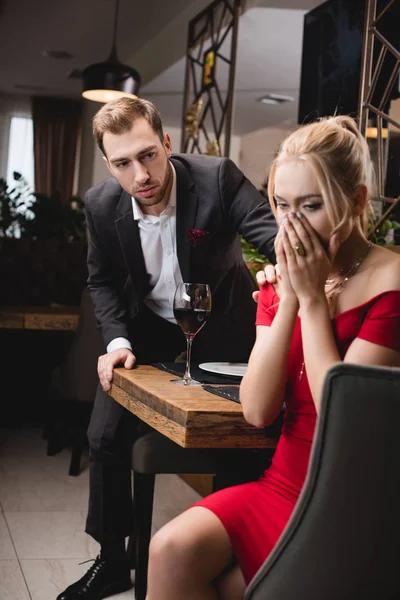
[85,306,186,544]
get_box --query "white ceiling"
[143,6,313,135]
[0,0,322,135]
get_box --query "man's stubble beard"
[135,161,172,208]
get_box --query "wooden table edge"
[110,366,276,449]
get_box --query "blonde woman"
[146,116,400,600]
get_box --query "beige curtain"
[32,97,82,203]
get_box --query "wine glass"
[172,283,212,386]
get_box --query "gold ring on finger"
[293,243,306,257]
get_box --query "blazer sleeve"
[218,158,277,263]
[85,197,130,347]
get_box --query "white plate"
[198,362,248,377]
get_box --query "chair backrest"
[245,362,400,600]
[52,288,105,402]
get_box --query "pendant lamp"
[82,0,141,103]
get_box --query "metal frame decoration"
[358,0,400,236]
[180,0,242,157]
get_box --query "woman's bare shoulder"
[369,246,400,292]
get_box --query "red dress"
[193,284,400,584]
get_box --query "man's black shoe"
[56,554,132,599]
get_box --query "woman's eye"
[276,202,289,211]
[303,203,322,211]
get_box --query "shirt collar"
[132,161,176,221]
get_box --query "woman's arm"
[240,294,298,428]
[299,298,341,412]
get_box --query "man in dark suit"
[57,97,277,600]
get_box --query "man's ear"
[352,184,368,216]
[163,133,172,157]
[103,155,113,175]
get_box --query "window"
[7,117,35,191]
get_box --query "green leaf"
[240,235,269,264]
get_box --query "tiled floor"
[0,428,201,600]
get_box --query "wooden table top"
[0,306,80,331]
[109,365,277,449]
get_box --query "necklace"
[299,241,372,382]
[324,241,373,302]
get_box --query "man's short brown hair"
[92,97,164,155]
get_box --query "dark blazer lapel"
[172,159,198,282]
[115,189,147,297]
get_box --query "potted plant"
[0,172,86,241]
[0,173,33,238]
[369,215,400,247]
[0,172,87,306]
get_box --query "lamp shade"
[81,0,141,103]
[82,59,141,103]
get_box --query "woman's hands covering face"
[274,227,298,301]
[279,212,340,305]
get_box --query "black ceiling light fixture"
[82,0,141,103]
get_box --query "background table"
[0,306,79,331]
[0,306,80,424]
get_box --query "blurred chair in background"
[46,288,104,475]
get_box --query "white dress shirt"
[107,163,183,353]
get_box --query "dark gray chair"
[245,362,400,600]
[46,288,104,475]
[130,431,274,600]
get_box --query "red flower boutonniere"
[188,228,212,248]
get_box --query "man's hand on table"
[252,264,281,302]
[97,263,281,390]
[98,348,136,392]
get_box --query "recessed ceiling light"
[260,97,279,105]
[258,94,295,105]
[42,50,74,60]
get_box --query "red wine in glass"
[172,283,212,386]
[173,308,210,336]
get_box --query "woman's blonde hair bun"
[268,115,375,235]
